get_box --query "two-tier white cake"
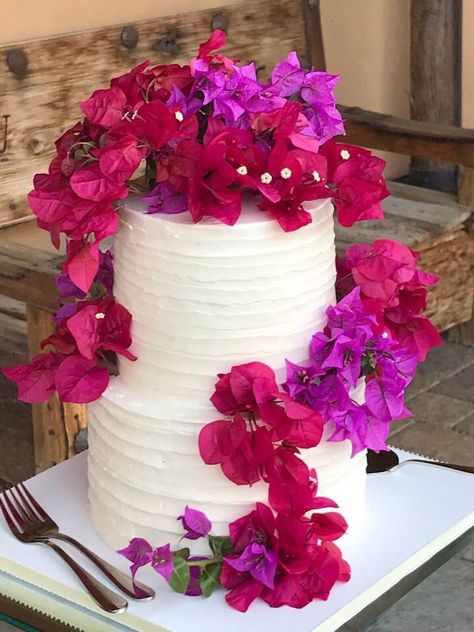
[88,197,366,550]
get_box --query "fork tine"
[0,494,21,534]
[10,486,37,523]
[16,484,43,522]
[19,483,49,521]
[7,488,30,524]
[4,490,27,530]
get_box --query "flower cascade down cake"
[4,30,442,612]
[88,196,366,550]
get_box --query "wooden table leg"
[26,304,89,472]
[26,304,68,472]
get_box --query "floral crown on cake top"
[3,31,442,611]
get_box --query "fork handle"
[406,459,474,474]
[51,533,155,600]
[43,539,128,614]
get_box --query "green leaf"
[173,547,191,560]
[199,563,221,598]
[208,535,233,559]
[168,557,190,594]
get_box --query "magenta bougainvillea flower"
[178,506,212,540]
[283,287,420,454]
[149,544,174,581]
[337,239,442,360]
[118,537,153,580]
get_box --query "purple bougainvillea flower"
[269,51,305,97]
[149,544,174,581]
[178,506,212,540]
[53,302,79,324]
[118,537,153,580]
[226,542,277,589]
[56,272,86,301]
[142,181,188,215]
[284,359,321,405]
[185,556,207,597]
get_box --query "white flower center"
[382,331,389,338]
[312,170,321,182]
[95,312,106,320]
[280,167,292,179]
[174,111,184,122]
[236,165,248,175]
[340,149,350,160]
[260,172,272,184]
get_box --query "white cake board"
[0,450,473,632]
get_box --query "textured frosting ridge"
[88,198,367,551]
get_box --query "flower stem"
[187,558,220,568]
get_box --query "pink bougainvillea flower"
[187,141,242,225]
[65,241,100,294]
[199,415,274,485]
[198,415,247,465]
[80,86,128,128]
[54,355,109,403]
[211,362,278,416]
[98,135,143,183]
[65,299,136,362]
[70,163,129,202]
[337,239,442,359]
[177,506,212,540]
[2,353,63,404]
[321,140,389,227]
[118,537,153,580]
[309,512,348,541]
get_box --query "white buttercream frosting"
[88,198,367,551]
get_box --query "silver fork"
[0,483,155,612]
[8,483,154,600]
[0,486,128,613]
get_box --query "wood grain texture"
[340,106,474,167]
[63,403,88,459]
[302,0,325,70]
[410,0,462,175]
[26,304,67,472]
[0,0,305,226]
[0,242,61,311]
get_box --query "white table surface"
[0,451,473,632]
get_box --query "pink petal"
[55,355,109,403]
[66,242,100,294]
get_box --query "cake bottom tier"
[88,380,367,553]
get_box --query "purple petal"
[118,537,153,579]
[178,505,212,540]
[148,543,174,581]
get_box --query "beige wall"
[0,0,233,43]
[321,0,410,178]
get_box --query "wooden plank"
[26,304,67,472]
[302,0,326,70]
[63,404,89,459]
[0,0,305,226]
[422,234,474,331]
[335,213,457,251]
[382,196,470,230]
[0,295,26,320]
[410,0,462,181]
[388,181,460,207]
[340,106,474,167]
[0,245,61,312]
